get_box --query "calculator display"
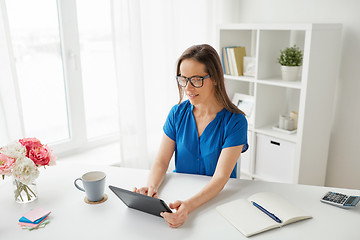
[346,196,355,205]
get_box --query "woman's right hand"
[133,186,158,198]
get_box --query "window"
[5,0,119,153]
[76,0,119,139]
[6,0,69,143]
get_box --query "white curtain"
[112,0,230,169]
[0,0,24,146]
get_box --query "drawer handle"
[270,140,280,146]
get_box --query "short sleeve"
[163,105,178,141]
[222,113,248,153]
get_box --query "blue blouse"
[163,100,248,178]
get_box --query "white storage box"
[255,134,295,183]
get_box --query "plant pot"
[280,66,301,81]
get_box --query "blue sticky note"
[19,214,49,224]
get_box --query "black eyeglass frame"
[176,75,211,88]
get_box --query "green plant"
[278,45,303,66]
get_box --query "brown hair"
[176,44,244,114]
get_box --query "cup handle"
[74,178,85,192]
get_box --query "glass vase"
[13,177,38,203]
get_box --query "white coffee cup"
[74,171,106,202]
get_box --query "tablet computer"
[109,185,172,217]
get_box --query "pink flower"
[19,138,42,158]
[0,152,16,176]
[44,145,56,166]
[28,147,52,166]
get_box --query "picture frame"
[243,57,256,77]
[232,93,254,124]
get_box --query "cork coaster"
[84,194,108,204]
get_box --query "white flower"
[12,157,39,185]
[0,141,26,160]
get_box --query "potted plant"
[278,45,303,81]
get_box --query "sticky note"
[19,214,49,224]
[18,216,49,228]
[21,208,51,222]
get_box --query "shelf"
[224,74,255,83]
[220,23,342,185]
[254,125,297,143]
[225,75,302,89]
[219,23,316,31]
[257,77,302,89]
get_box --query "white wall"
[231,0,360,189]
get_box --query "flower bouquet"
[0,138,56,203]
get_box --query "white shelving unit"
[218,23,342,186]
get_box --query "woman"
[135,44,248,228]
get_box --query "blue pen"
[252,201,282,223]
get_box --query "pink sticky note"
[22,208,51,222]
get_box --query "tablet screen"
[109,185,172,217]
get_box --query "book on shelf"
[228,47,237,75]
[216,192,312,237]
[221,46,246,76]
[233,46,246,75]
[222,47,230,75]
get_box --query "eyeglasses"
[176,75,210,88]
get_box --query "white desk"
[1,162,359,240]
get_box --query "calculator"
[321,191,360,208]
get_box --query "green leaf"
[278,44,303,66]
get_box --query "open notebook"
[216,192,312,237]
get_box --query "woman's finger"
[169,200,182,210]
[139,187,147,195]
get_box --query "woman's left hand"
[160,200,190,228]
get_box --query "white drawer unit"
[255,134,295,183]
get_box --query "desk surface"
[1,162,359,240]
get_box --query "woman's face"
[179,59,215,106]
